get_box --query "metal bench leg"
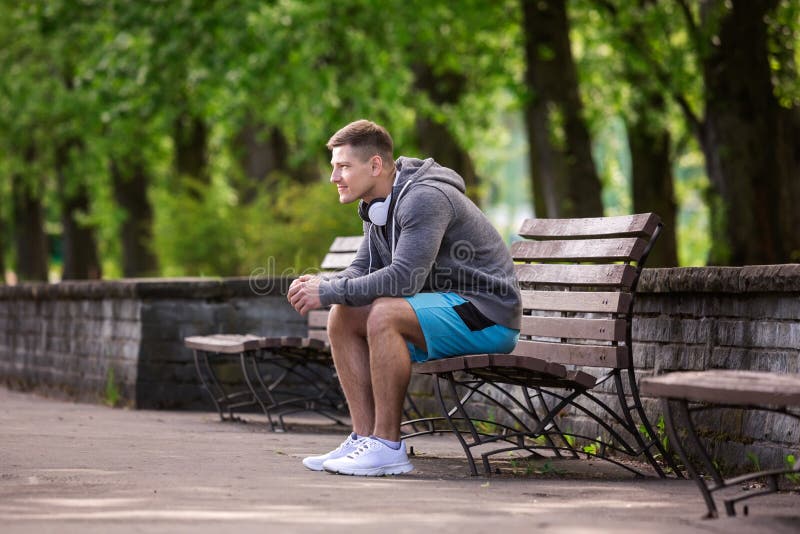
[661,398,720,518]
[434,372,481,476]
[239,351,278,431]
[192,349,251,422]
[614,371,666,477]
[192,349,225,420]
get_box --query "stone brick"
[110,299,140,320]
[110,320,142,341]
[141,301,217,326]
[632,342,658,370]
[761,412,800,445]
[651,346,709,374]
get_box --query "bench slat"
[320,252,357,270]
[518,213,660,240]
[521,316,626,342]
[184,334,262,353]
[413,353,571,382]
[512,339,628,368]
[511,237,648,263]
[515,263,637,288]
[413,354,488,374]
[641,370,800,406]
[329,236,364,252]
[521,290,632,314]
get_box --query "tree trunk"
[0,219,5,283]
[521,0,603,218]
[628,119,679,267]
[234,120,287,203]
[415,117,480,204]
[700,0,799,264]
[413,64,480,204]
[12,149,49,282]
[174,112,209,187]
[111,159,158,277]
[628,98,679,267]
[57,142,102,280]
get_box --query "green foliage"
[0,0,798,276]
[785,454,800,484]
[104,367,121,408]
[154,176,363,276]
[746,451,762,472]
[582,436,606,456]
[473,409,499,435]
[507,457,563,477]
[639,414,679,471]
[242,178,364,273]
[673,149,712,266]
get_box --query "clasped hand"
[287,274,323,315]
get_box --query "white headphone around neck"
[362,175,414,271]
[362,193,393,226]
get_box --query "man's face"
[330,144,379,204]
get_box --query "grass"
[104,367,121,408]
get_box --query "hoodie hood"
[393,156,466,196]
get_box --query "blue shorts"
[403,292,519,363]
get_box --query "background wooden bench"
[185,235,427,431]
[409,213,682,477]
[184,236,362,430]
[641,370,800,518]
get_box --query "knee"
[327,304,349,335]
[366,298,400,338]
[327,304,368,340]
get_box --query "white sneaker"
[302,433,365,471]
[322,437,414,476]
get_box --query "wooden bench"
[408,213,682,477]
[184,236,362,430]
[641,370,800,517]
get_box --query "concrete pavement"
[1,386,798,533]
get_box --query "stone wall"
[633,265,800,473]
[0,278,305,408]
[1,266,798,472]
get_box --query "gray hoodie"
[318,156,521,330]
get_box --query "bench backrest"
[304,213,661,364]
[509,213,661,368]
[308,235,364,344]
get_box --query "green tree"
[578,0,684,266]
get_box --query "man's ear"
[370,155,383,176]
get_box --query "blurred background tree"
[0,0,797,282]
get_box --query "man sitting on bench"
[287,119,521,476]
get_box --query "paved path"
[1,387,798,533]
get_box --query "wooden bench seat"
[641,370,800,518]
[408,213,681,477]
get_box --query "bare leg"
[327,304,373,436]
[366,298,426,442]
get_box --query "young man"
[287,119,521,476]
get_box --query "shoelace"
[334,436,362,454]
[347,440,381,459]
